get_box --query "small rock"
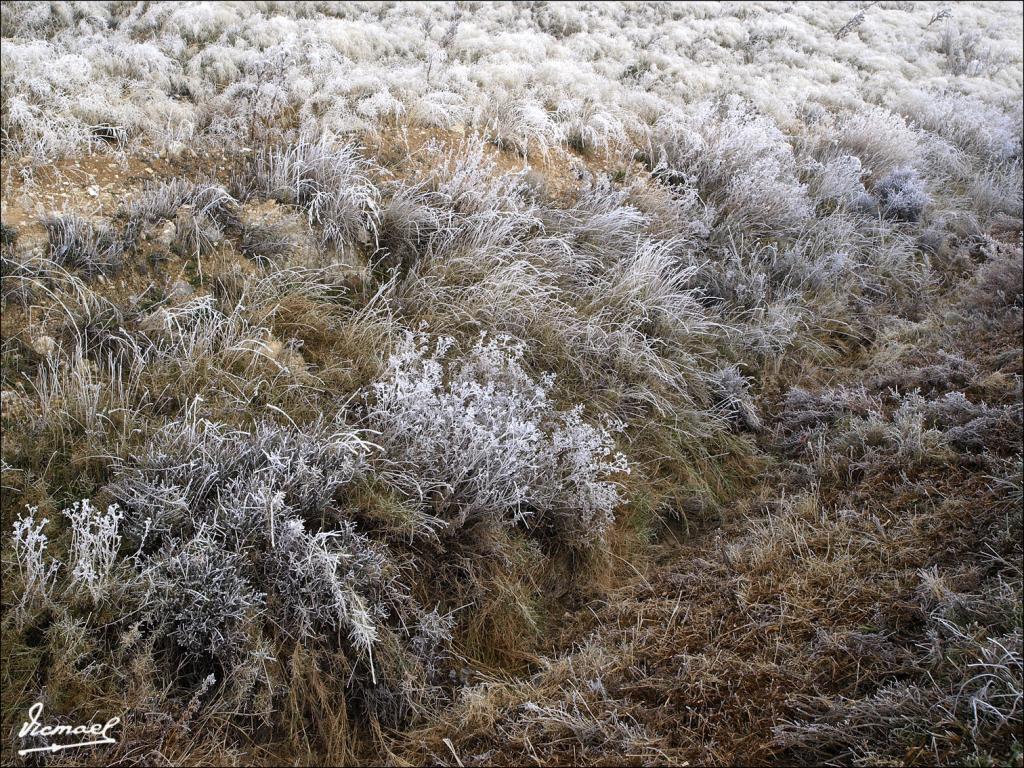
[87,184,100,197]
[154,220,176,248]
[139,308,171,335]
[30,335,56,357]
[168,279,194,300]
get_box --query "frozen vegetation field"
[0,1,1022,765]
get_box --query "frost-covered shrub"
[897,90,1021,163]
[787,384,1022,477]
[1,42,106,158]
[689,247,771,311]
[710,366,761,433]
[424,138,533,220]
[867,351,979,397]
[65,499,123,603]
[684,235,856,317]
[264,519,389,652]
[373,181,443,274]
[409,90,469,130]
[936,22,1014,78]
[544,176,647,261]
[1,2,82,38]
[42,214,124,277]
[9,508,59,623]
[172,208,223,258]
[773,627,1024,761]
[968,162,1024,222]
[626,175,713,246]
[204,48,298,140]
[913,391,1023,454]
[808,153,868,207]
[837,107,921,178]
[556,99,627,156]
[153,4,229,44]
[857,223,932,300]
[775,386,874,454]
[107,416,371,538]
[411,607,456,682]
[481,93,557,158]
[827,402,949,473]
[992,455,1024,510]
[965,247,1024,312]
[240,221,296,265]
[124,179,239,229]
[873,168,931,223]
[652,97,812,234]
[131,294,280,389]
[534,3,587,38]
[248,138,379,248]
[368,333,628,547]
[151,531,262,660]
[95,414,417,701]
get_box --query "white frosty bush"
[248,138,379,248]
[42,214,125,277]
[873,167,931,223]
[652,97,812,234]
[153,529,262,660]
[107,415,372,538]
[65,499,123,603]
[124,179,238,228]
[710,365,762,433]
[10,508,59,623]
[481,92,558,158]
[265,518,388,657]
[836,106,922,178]
[809,154,868,207]
[897,90,1022,163]
[98,415,404,685]
[411,606,456,682]
[368,333,629,547]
